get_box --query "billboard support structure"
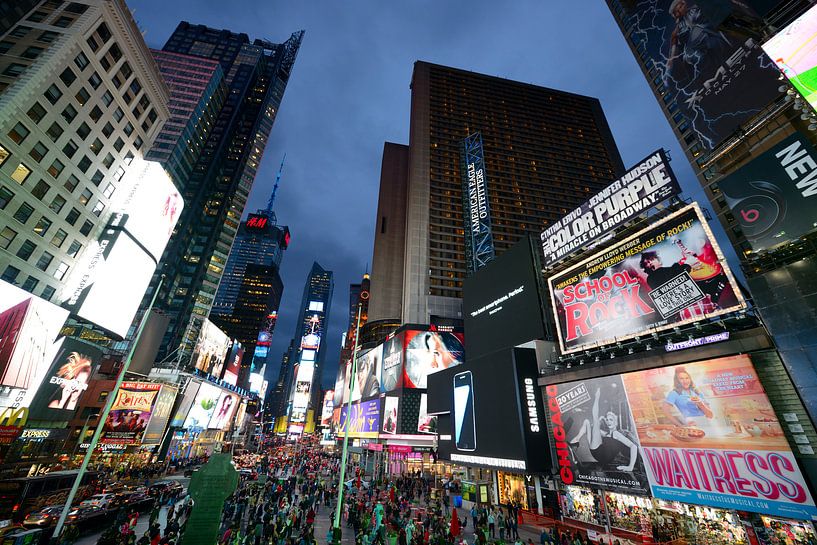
[53,275,164,540]
[461,132,495,274]
[333,301,363,544]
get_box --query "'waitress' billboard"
[545,355,817,519]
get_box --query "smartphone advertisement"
[453,371,476,451]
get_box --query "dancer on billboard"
[569,387,639,473]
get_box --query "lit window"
[11,163,32,184]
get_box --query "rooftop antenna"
[266,153,286,214]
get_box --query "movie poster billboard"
[763,6,817,113]
[418,393,437,435]
[717,133,817,251]
[548,204,745,354]
[540,150,681,267]
[382,396,399,434]
[28,338,102,420]
[380,333,404,392]
[170,380,200,427]
[208,391,239,430]
[182,382,221,431]
[626,356,817,519]
[320,390,334,426]
[338,398,381,439]
[0,280,69,411]
[141,384,177,445]
[545,375,651,494]
[101,382,161,444]
[620,1,781,151]
[222,342,243,386]
[403,330,465,388]
[191,319,231,376]
[351,345,382,402]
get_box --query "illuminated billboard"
[338,398,381,439]
[717,133,817,251]
[28,338,102,421]
[380,333,404,391]
[141,384,177,445]
[548,204,745,354]
[249,372,264,395]
[763,6,817,113]
[382,396,398,435]
[208,391,239,430]
[545,355,817,519]
[101,382,161,444]
[0,280,69,411]
[191,319,231,376]
[320,390,334,426]
[183,382,221,431]
[170,379,200,427]
[620,1,780,150]
[417,393,436,435]
[222,342,243,386]
[461,132,495,273]
[403,330,464,388]
[350,345,382,402]
[60,227,156,338]
[301,313,323,350]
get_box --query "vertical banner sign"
[461,132,495,274]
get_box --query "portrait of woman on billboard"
[28,339,101,419]
[47,351,93,411]
[403,331,464,388]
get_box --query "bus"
[0,470,102,523]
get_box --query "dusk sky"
[128,0,731,389]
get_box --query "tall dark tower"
[147,23,303,366]
[370,61,625,326]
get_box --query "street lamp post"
[52,276,165,542]
[332,302,363,545]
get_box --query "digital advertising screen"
[463,236,546,359]
[28,338,102,421]
[101,382,161,444]
[249,372,264,395]
[382,396,399,435]
[540,150,681,267]
[403,330,465,389]
[717,132,817,251]
[183,382,221,431]
[417,393,437,435]
[320,390,334,426]
[338,398,381,439]
[222,342,243,386]
[0,280,69,411]
[334,354,349,407]
[763,6,817,112]
[430,348,549,472]
[351,345,382,401]
[301,313,324,351]
[141,384,177,445]
[620,1,781,150]
[549,204,746,354]
[208,391,239,430]
[380,333,404,392]
[545,355,817,519]
[191,319,231,376]
[170,379,200,427]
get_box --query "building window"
[102,153,114,169]
[27,11,47,22]
[51,228,67,248]
[0,186,13,208]
[53,262,69,280]
[77,122,91,139]
[33,216,52,237]
[27,102,47,123]
[102,122,114,138]
[67,240,81,257]
[113,166,125,181]
[74,87,90,106]
[101,90,113,107]
[10,26,31,39]
[31,179,49,199]
[1,266,20,283]
[0,145,8,166]
[79,188,92,205]
[50,194,66,213]
[113,108,124,123]
[89,105,103,122]
[61,104,78,123]
[59,67,76,87]
[41,285,56,300]
[91,201,104,216]
[21,276,39,293]
[90,170,103,186]
[35,252,53,271]
[44,84,63,105]
[8,122,30,144]
[46,122,64,142]
[36,31,59,44]
[13,202,34,224]
[21,46,44,59]
[113,137,124,152]
[29,142,48,162]
[102,183,115,199]
[2,64,26,77]
[77,155,91,173]
[134,136,143,150]
[64,174,79,192]
[10,163,32,184]
[79,220,93,236]
[0,227,17,249]
[88,71,102,89]
[90,138,102,155]
[62,139,78,159]
[53,15,74,28]
[47,158,64,178]
[0,41,10,54]
[16,239,36,259]
[65,207,80,225]
[74,51,89,70]
[123,122,133,136]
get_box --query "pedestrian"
[487,511,495,539]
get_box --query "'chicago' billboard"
[717,132,817,251]
[540,150,681,267]
[620,1,781,150]
[546,355,817,519]
[548,204,745,354]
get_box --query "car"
[101,482,128,494]
[66,505,106,525]
[79,493,115,509]
[22,505,64,528]
[148,480,184,498]
[0,523,26,540]
[183,466,201,478]
[238,469,258,480]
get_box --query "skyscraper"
[370,61,624,325]
[604,1,817,423]
[281,262,333,436]
[147,23,304,365]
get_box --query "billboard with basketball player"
[548,204,745,354]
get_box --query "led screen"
[763,6,817,113]
[320,390,334,426]
[28,338,102,421]
[380,333,404,392]
[351,345,382,401]
[191,319,231,376]
[183,382,221,431]
[208,391,239,430]
[403,330,464,388]
[338,398,381,439]
[382,396,399,435]
[170,379,200,427]
[101,382,161,445]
